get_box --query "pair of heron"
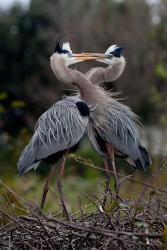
[17,39,151,209]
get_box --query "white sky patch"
[145,0,162,25]
[145,0,161,5]
[152,14,161,25]
[114,0,161,4]
[0,0,30,10]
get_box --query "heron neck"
[94,56,126,84]
[50,54,107,106]
[105,56,126,82]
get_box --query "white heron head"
[105,45,124,58]
[93,44,125,65]
[53,38,108,66]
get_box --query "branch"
[38,213,163,239]
[136,158,166,205]
[0,180,34,208]
[69,154,167,194]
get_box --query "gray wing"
[89,100,151,170]
[89,101,140,155]
[87,123,104,156]
[85,57,126,85]
[98,124,151,170]
[17,97,89,176]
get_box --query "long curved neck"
[50,54,107,106]
[94,56,126,84]
[105,56,126,82]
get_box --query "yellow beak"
[72,53,108,61]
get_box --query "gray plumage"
[49,41,151,171]
[17,96,89,176]
[85,50,151,170]
[17,40,151,210]
[87,97,150,170]
[85,45,126,85]
[85,56,126,85]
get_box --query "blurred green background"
[0,0,167,214]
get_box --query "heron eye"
[107,54,113,59]
[67,52,73,57]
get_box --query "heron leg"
[57,151,72,222]
[102,157,110,209]
[41,164,57,209]
[106,145,118,191]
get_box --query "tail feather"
[134,146,151,171]
[17,145,37,176]
[124,146,151,171]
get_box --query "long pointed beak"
[72,53,109,61]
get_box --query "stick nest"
[0,189,167,249]
[1,158,167,249]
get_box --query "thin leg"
[102,158,110,209]
[41,164,57,209]
[103,157,110,177]
[106,145,118,191]
[57,152,72,222]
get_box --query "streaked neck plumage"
[50,53,110,111]
[106,56,126,81]
[99,56,126,83]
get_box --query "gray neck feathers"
[105,56,126,82]
[50,54,109,111]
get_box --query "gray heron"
[85,44,126,84]
[50,41,151,187]
[17,39,151,210]
[17,43,105,210]
[85,45,151,186]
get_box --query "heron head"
[105,45,124,58]
[92,44,125,65]
[54,39,72,55]
[53,39,108,66]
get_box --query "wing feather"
[88,98,151,170]
[17,96,89,176]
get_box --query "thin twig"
[135,158,166,206]
[0,180,34,208]
[0,208,34,237]
[41,213,163,239]
[69,154,167,194]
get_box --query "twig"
[135,158,166,206]
[0,208,34,237]
[0,180,34,208]
[69,154,167,194]
[41,213,163,239]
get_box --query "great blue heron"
[50,41,151,186]
[17,40,151,209]
[17,44,105,210]
[85,44,126,84]
[84,44,151,185]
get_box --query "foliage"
[0,0,166,121]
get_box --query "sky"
[0,0,160,9]
[0,0,30,10]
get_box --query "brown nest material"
[0,186,167,249]
[0,159,167,249]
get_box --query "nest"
[0,159,167,249]
[0,187,167,249]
